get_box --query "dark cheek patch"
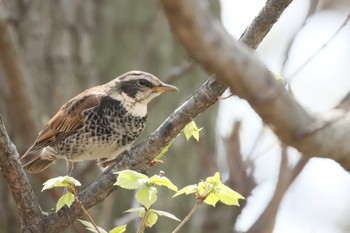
[120,81,139,98]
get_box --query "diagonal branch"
[159,0,350,171]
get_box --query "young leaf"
[114,170,149,190]
[145,211,158,228]
[124,207,145,213]
[109,224,127,233]
[155,139,174,160]
[206,172,221,186]
[56,192,75,213]
[152,209,181,222]
[217,183,245,206]
[78,219,108,233]
[42,176,81,191]
[149,175,178,191]
[183,120,202,141]
[203,193,219,207]
[136,187,157,209]
[173,184,198,197]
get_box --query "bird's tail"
[21,148,55,174]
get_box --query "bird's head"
[107,71,178,104]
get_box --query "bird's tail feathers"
[22,148,54,174]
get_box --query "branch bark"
[0,115,44,232]
[159,0,350,171]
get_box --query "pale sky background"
[218,0,350,232]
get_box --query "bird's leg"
[66,160,74,177]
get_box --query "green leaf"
[217,183,245,206]
[42,176,81,191]
[173,184,198,197]
[155,139,174,160]
[152,209,181,222]
[56,192,75,213]
[203,193,219,206]
[109,225,127,233]
[206,172,221,186]
[136,187,157,208]
[149,175,178,191]
[124,207,145,213]
[114,170,149,190]
[78,219,108,233]
[145,211,158,228]
[183,121,202,141]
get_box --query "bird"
[21,70,178,175]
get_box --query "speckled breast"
[54,96,147,161]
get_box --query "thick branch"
[159,0,350,171]
[0,115,44,232]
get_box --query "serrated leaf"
[192,129,200,141]
[173,184,198,197]
[136,187,157,208]
[183,121,202,141]
[203,193,219,207]
[114,170,149,190]
[152,209,181,222]
[155,139,174,160]
[56,192,75,213]
[42,176,81,191]
[124,207,145,213]
[78,219,108,233]
[206,172,221,186]
[145,211,158,228]
[217,183,245,206]
[149,175,178,191]
[109,224,127,233]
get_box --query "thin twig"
[136,208,150,233]
[75,195,101,233]
[288,11,350,79]
[172,200,202,233]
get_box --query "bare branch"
[240,0,294,49]
[287,11,350,79]
[247,147,309,233]
[0,115,44,232]
[159,0,350,171]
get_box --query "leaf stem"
[171,200,202,233]
[73,189,101,233]
[137,208,150,233]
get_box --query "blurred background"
[0,0,350,233]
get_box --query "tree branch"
[0,115,44,232]
[159,0,350,171]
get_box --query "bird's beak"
[153,83,179,93]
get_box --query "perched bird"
[22,71,178,175]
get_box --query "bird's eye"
[137,79,153,88]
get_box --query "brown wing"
[24,91,104,154]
